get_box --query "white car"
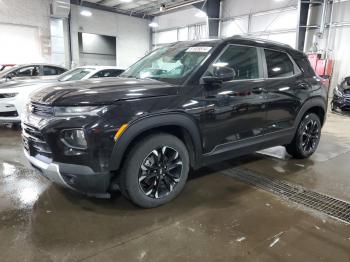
[0,66,124,123]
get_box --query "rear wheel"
[119,133,189,208]
[285,113,321,159]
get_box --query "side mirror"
[202,66,236,86]
[5,74,13,81]
[214,66,236,82]
[202,76,222,84]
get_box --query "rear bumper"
[24,150,112,194]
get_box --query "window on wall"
[264,49,295,78]
[178,27,189,41]
[205,45,260,81]
[221,17,249,37]
[153,23,208,48]
[188,24,208,40]
[154,30,178,45]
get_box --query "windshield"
[120,43,213,85]
[0,65,19,77]
[58,68,94,82]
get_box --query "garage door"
[0,23,42,64]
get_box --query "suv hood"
[30,78,179,106]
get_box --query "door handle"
[297,82,310,90]
[252,87,266,94]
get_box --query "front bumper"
[24,149,112,194]
[0,101,20,122]
[332,95,350,110]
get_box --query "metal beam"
[296,0,310,51]
[206,0,220,38]
[71,0,153,19]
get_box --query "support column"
[193,0,221,38]
[206,0,220,38]
[296,0,310,51]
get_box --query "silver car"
[0,63,67,84]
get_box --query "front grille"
[22,123,52,158]
[31,103,54,117]
[0,111,18,117]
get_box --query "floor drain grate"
[224,168,350,224]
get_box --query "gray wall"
[70,5,151,69]
[0,0,51,63]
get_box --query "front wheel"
[119,133,189,208]
[285,113,321,159]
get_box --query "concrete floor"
[1,112,350,262]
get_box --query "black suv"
[23,37,327,208]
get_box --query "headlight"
[334,86,343,97]
[0,93,18,98]
[61,129,87,149]
[53,106,107,117]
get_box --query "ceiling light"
[120,0,133,2]
[195,10,207,18]
[149,22,159,28]
[80,10,92,17]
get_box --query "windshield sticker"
[186,46,212,53]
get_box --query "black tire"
[119,133,190,208]
[331,102,336,111]
[285,113,321,159]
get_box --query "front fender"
[109,112,203,171]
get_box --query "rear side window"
[43,66,65,76]
[264,49,294,78]
[205,45,260,81]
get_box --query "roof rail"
[226,35,293,49]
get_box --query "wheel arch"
[294,97,327,128]
[109,113,203,172]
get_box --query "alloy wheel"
[301,119,320,153]
[138,146,183,199]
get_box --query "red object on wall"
[315,59,326,76]
[307,53,333,77]
[308,53,318,71]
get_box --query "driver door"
[190,45,269,153]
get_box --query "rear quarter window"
[264,49,295,78]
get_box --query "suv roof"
[178,35,304,58]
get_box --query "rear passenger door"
[262,49,307,133]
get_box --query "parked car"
[0,64,16,71]
[23,37,327,208]
[0,66,124,123]
[0,63,67,84]
[331,76,350,111]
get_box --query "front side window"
[58,68,94,82]
[204,45,260,81]
[265,49,294,78]
[13,66,40,77]
[120,43,213,85]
